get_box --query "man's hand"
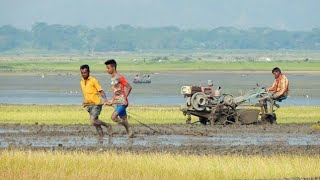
[264,87,271,93]
[82,102,91,108]
[104,101,113,106]
[270,93,279,100]
[82,102,93,107]
[123,98,128,105]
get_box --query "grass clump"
[0,105,184,125]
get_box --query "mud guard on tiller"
[262,113,277,124]
[237,109,260,124]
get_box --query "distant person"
[80,64,112,139]
[104,59,134,138]
[146,75,151,81]
[134,74,140,82]
[141,74,146,80]
[265,67,289,101]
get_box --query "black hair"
[104,59,117,69]
[80,64,90,72]
[272,67,281,73]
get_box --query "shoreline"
[1,69,320,76]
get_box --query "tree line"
[0,22,319,52]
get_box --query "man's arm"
[92,78,107,103]
[266,80,276,92]
[118,76,132,105]
[121,83,132,105]
[80,82,87,107]
[99,90,108,102]
[124,83,132,99]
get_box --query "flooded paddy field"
[1,71,319,155]
[1,123,319,155]
[0,71,319,106]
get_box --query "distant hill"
[0,23,319,53]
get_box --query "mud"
[0,123,319,155]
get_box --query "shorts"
[115,105,127,117]
[86,105,102,119]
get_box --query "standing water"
[0,72,319,106]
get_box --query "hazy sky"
[0,0,319,30]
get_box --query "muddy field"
[1,123,319,155]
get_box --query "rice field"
[0,104,319,125]
[1,53,319,180]
[0,150,319,180]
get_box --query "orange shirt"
[80,76,103,105]
[270,74,289,97]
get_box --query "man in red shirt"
[104,59,133,138]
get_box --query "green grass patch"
[0,150,319,179]
[0,105,184,125]
[1,58,320,72]
[277,106,320,123]
[0,105,319,125]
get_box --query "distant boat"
[133,79,151,84]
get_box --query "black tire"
[199,117,208,125]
